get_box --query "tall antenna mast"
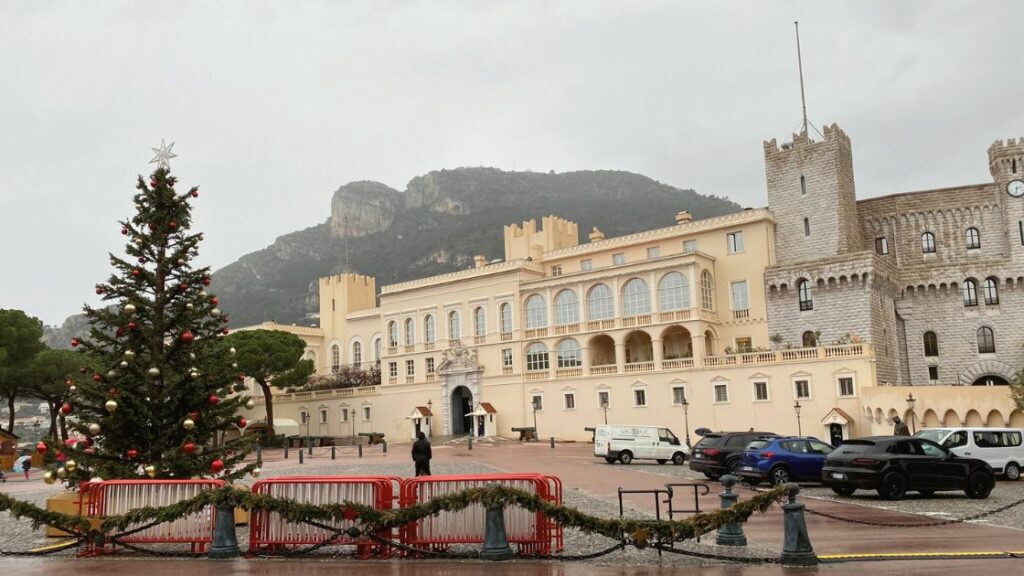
[795,21,809,135]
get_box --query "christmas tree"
[45,143,255,486]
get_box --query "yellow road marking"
[29,539,79,553]
[820,551,1024,560]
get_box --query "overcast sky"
[2,0,1022,326]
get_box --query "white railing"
[659,310,692,322]
[554,323,580,335]
[500,332,513,342]
[624,361,655,373]
[622,314,652,328]
[590,364,617,375]
[555,368,583,378]
[524,328,548,338]
[474,336,486,344]
[524,371,549,381]
[256,386,379,404]
[661,358,694,369]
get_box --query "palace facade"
[239,124,1024,444]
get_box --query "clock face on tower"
[1008,179,1024,198]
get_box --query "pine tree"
[47,162,254,486]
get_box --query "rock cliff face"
[206,167,741,327]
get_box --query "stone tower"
[989,137,1024,263]
[764,124,861,265]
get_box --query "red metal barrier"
[84,479,225,554]
[248,476,399,557]
[399,473,563,555]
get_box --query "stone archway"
[436,341,483,436]
[961,359,1013,386]
[450,386,473,435]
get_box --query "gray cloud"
[2,0,1021,325]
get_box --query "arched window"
[387,321,398,347]
[984,278,999,305]
[525,342,549,371]
[473,306,486,336]
[800,175,806,195]
[586,284,614,320]
[331,344,340,373]
[447,310,461,340]
[962,279,978,307]
[525,295,547,328]
[797,279,813,311]
[802,331,816,348]
[373,338,381,363]
[423,314,436,343]
[700,270,715,311]
[977,327,995,354]
[658,272,690,311]
[923,331,938,357]
[622,278,651,316]
[554,289,579,325]
[556,339,582,368]
[499,303,512,333]
[921,232,936,254]
[803,217,810,237]
[404,318,415,345]
[965,227,981,250]
[352,341,362,369]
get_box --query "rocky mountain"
[210,167,741,328]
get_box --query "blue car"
[737,436,836,486]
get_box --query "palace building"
[240,124,1024,445]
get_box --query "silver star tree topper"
[149,139,177,170]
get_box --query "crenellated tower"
[989,137,1024,263]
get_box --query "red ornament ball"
[116,327,125,337]
[127,449,138,459]
[70,338,80,347]
[79,366,87,374]
[169,221,178,230]
[36,442,49,454]
[222,328,230,335]
[191,190,199,198]
[202,277,211,286]
[180,283,189,291]
[92,373,101,383]
[108,387,119,396]
[238,417,247,428]
[208,394,220,406]
[148,222,157,231]
[150,179,157,188]
[61,403,73,415]
[238,373,246,382]
[127,322,138,330]
[82,437,94,448]
[210,459,224,473]
[95,286,104,295]
[211,296,219,306]
[64,438,76,448]
[121,226,129,235]
[182,442,196,454]
[181,331,194,344]
[131,268,141,277]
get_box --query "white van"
[914,427,1024,480]
[594,425,689,465]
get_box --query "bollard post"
[358,443,363,458]
[331,445,336,460]
[284,445,289,459]
[550,436,555,449]
[255,446,262,463]
[383,440,388,454]
[715,475,747,546]
[208,503,240,559]
[781,483,818,566]
[299,450,304,464]
[308,440,313,455]
[479,486,514,560]
[468,436,473,450]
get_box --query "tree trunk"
[58,412,68,442]
[259,380,275,438]
[6,394,14,434]
[48,401,59,440]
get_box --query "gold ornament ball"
[185,303,194,311]
[56,467,68,479]
[89,423,101,435]
[251,467,261,478]
[229,347,237,356]
[43,471,55,484]
[124,303,137,316]
[105,399,119,413]
[106,369,117,378]
[147,367,161,378]
[119,361,128,369]
[189,352,196,360]
[123,350,135,361]
[65,459,78,473]
[69,384,77,393]
[232,362,238,369]
[190,371,200,380]
[144,465,157,478]
[210,308,222,318]
[194,444,204,456]
[198,291,208,300]
[245,399,255,410]
[183,418,195,430]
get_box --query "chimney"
[675,211,692,224]
[473,255,487,268]
[588,227,605,242]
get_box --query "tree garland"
[1,485,787,546]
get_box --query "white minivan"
[594,425,689,465]
[914,428,1024,480]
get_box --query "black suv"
[689,431,776,480]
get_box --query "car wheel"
[604,457,616,464]
[656,459,668,465]
[728,459,742,476]
[1004,462,1021,481]
[770,466,791,487]
[965,471,994,499]
[619,451,634,465]
[831,486,856,496]
[877,472,907,500]
[704,471,721,481]
[672,452,686,466]
[917,490,935,497]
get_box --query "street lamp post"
[681,396,692,448]
[906,392,917,434]
[532,397,540,441]
[426,399,433,438]
[793,400,802,437]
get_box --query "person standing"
[412,431,432,476]
[14,451,32,480]
[892,416,910,436]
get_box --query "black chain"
[106,538,208,558]
[653,543,780,564]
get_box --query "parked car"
[913,427,1024,480]
[689,431,776,479]
[593,425,688,465]
[738,436,835,486]
[821,436,995,500]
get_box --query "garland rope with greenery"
[0,485,787,547]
